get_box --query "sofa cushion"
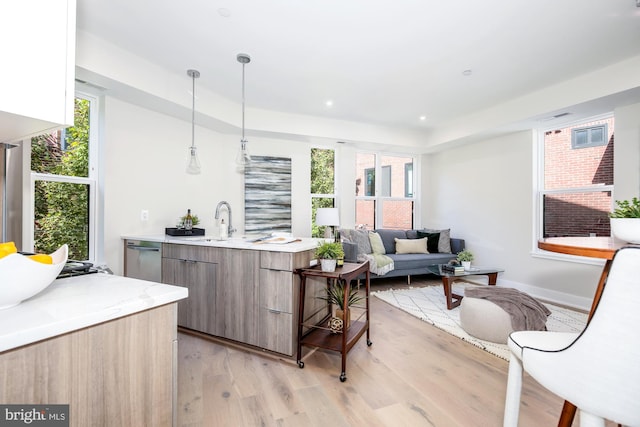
[375,229,408,253]
[340,228,372,255]
[394,237,429,254]
[386,253,432,270]
[369,232,386,254]
[417,231,441,253]
[422,228,452,253]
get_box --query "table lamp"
[316,208,340,241]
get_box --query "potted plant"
[318,282,364,333]
[609,197,640,244]
[457,249,474,270]
[315,241,345,272]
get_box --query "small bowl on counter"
[0,244,68,310]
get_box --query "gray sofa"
[341,228,465,282]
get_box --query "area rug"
[372,283,588,361]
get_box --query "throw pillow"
[416,231,440,253]
[340,228,373,255]
[394,237,429,254]
[352,229,372,254]
[423,228,452,253]
[369,232,386,255]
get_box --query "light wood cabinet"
[0,0,76,143]
[161,243,323,356]
[162,244,222,335]
[258,250,324,355]
[0,303,178,426]
[217,249,260,345]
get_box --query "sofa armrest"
[450,238,465,254]
[341,241,359,263]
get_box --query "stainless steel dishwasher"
[124,240,162,282]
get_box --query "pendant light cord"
[191,72,196,150]
[241,62,246,143]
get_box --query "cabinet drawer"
[260,251,293,271]
[260,250,316,271]
[259,269,293,313]
[162,243,222,263]
[258,308,293,355]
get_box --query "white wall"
[614,102,640,200]
[103,97,319,275]
[423,102,640,310]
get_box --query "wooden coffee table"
[427,264,504,310]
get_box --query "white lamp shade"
[316,208,340,226]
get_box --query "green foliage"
[317,282,363,308]
[310,148,334,194]
[457,249,474,262]
[609,197,640,218]
[315,241,344,260]
[311,149,335,238]
[31,98,90,260]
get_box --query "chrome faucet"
[215,201,236,237]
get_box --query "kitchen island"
[0,273,187,426]
[122,235,329,357]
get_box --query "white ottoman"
[459,296,514,344]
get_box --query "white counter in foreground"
[0,273,188,353]
[121,234,321,253]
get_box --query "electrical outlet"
[141,210,149,221]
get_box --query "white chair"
[503,246,640,427]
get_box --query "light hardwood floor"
[176,276,604,426]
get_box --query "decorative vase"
[610,218,640,244]
[320,258,337,272]
[462,261,471,270]
[335,307,350,330]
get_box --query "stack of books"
[441,264,465,275]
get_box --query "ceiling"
[76,0,640,139]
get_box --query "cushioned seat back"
[523,246,640,426]
[374,229,408,254]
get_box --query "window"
[355,152,415,230]
[537,116,614,241]
[310,148,336,237]
[31,94,98,261]
[571,123,608,149]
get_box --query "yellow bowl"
[0,244,68,310]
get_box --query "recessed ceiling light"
[325,100,333,107]
[217,8,231,17]
[462,69,472,76]
[419,115,427,121]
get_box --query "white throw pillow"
[394,237,429,254]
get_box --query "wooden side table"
[295,261,371,382]
[538,237,624,427]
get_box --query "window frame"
[28,92,100,263]
[571,123,608,149]
[532,113,614,265]
[310,146,337,237]
[355,150,418,230]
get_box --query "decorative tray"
[165,227,205,236]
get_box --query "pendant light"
[186,69,201,174]
[235,53,251,167]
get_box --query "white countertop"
[0,273,188,353]
[122,234,321,253]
